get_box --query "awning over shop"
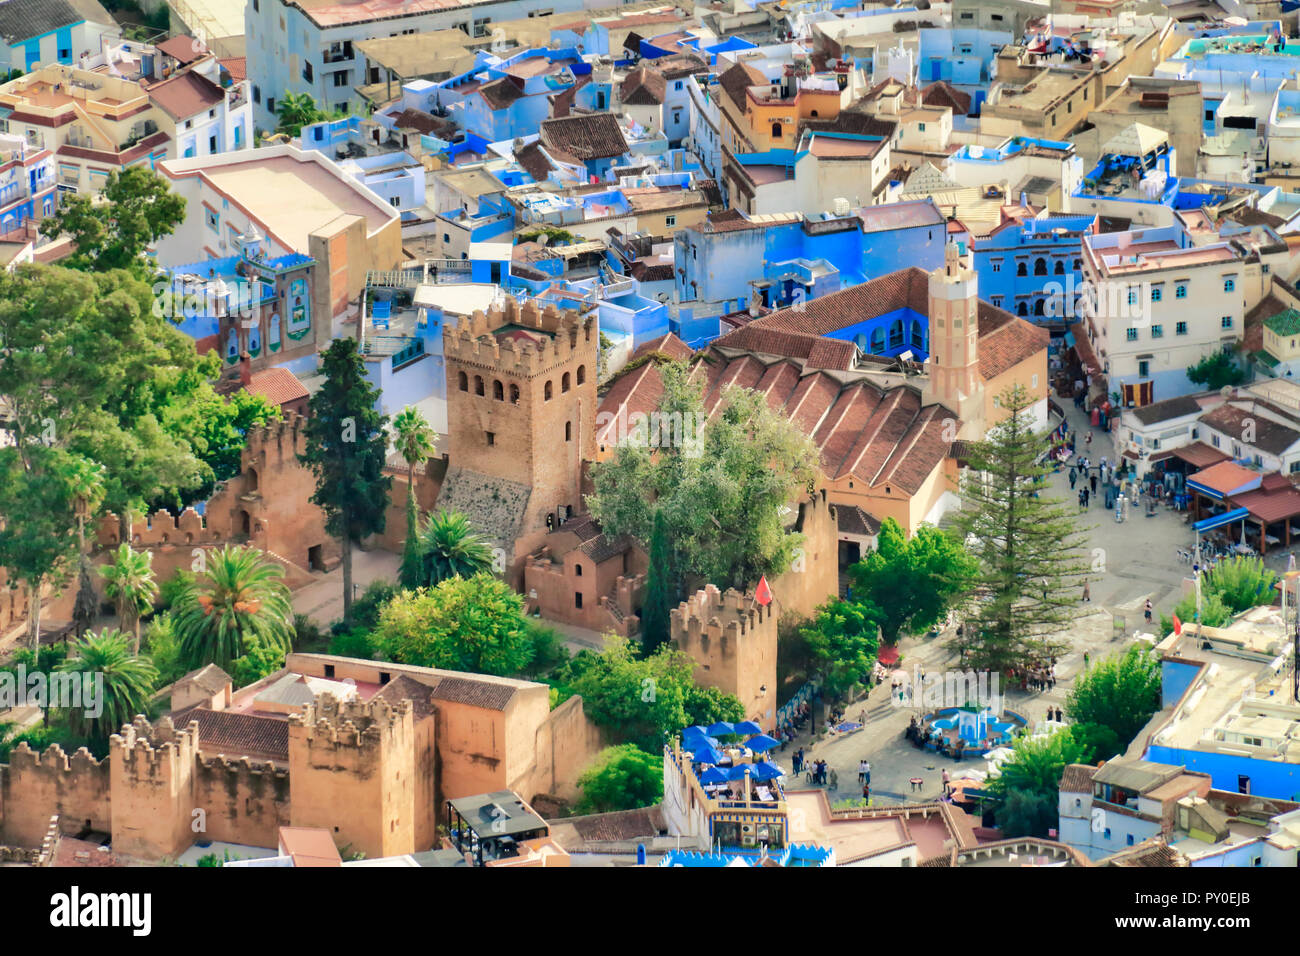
[1193,507,1250,533]
[1187,461,1263,500]
[1171,443,1232,469]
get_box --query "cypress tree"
[299,338,392,625]
[640,508,672,655]
[949,383,1090,673]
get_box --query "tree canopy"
[949,384,1089,672]
[372,575,534,676]
[556,638,744,752]
[848,518,977,644]
[299,337,391,624]
[41,166,185,274]
[1066,644,1162,746]
[800,598,882,698]
[575,744,664,814]
[588,361,819,589]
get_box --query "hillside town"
[0,0,1297,905]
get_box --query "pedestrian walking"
[1144,599,1153,623]
[942,768,951,795]
[862,782,871,803]
[1069,468,1078,489]
[858,759,868,784]
[1082,487,1090,508]
[1082,579,1091,602]
[864,762,871,785]
[1089,474,1097,494]
[1086,432,1093,448]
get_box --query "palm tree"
[275,91,326,137]
[98,543,158,654]
[56,628,158,741]
[65,456,105,638]
[391,406,437,589]
[416,510,495,587]
[172,545,294,671]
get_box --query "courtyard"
[786,395,1299,811]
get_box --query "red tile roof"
[246,367,308,408]
[539,113,628,161]
[220,57,247,81]
[147,69,225,121]
[157,34,207,65]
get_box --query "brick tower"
[288,693,415,860]
[109,716,200,861]
[924,241,985,440]
[440,295,599,579]
[671,585,779,731]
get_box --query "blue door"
[929,59,942,81]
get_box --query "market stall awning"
[1171,442,1231,469]
[1193,507,1251,533]
[1188,461,1263,500]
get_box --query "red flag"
[1172,613,1182,636]
[755,575,772,607]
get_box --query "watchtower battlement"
[442,295,596,377]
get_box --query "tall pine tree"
[640,508,672,655]
[949,383,1089,673]
[299,338,392,625]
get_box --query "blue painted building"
[672,199,946,347]
[968,213,1096,323]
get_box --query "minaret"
[924,241,985,440]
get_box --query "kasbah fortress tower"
[436,296,598,587]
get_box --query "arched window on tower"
[576,365,586,385]
[1034,257,1047,276]
[566,421,572,442]
[474,375,484,396]
[545,380,553,401]
[509,383,520,404]
[493,379,504,401]
[562,372,571,393]
[458,371,468,392]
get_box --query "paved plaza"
[788,397,1300,809]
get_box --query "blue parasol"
[699,766,730,785]
[749,761,784,782]
[707,721,736,736]
[688,744,724,766]
[734,720,763,735]
[746,733,780,752]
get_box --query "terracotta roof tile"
[621,66,667,106]
[426,674,519,711]
[147,69,224,121]
[539,113,628,161]
[246,367,309,407]
[171,706,289,762]
[1060,763,1098,794]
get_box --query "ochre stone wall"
[671,585,780,731]
[0,744,111,847]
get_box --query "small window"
[323,664,335,678]
[545,380,553,401]
[474,375,484,395]
[575,563,583,577]
[1151,324,1163,338]
[303,61,313,82]
[1138,360,1149,377]
[458,371,468,391]
[1175,284,1187,299]
[562,372,571,393]
[1176,321,1188,335]
[509,383,520,404]
[566,421,572,441]
[1127,289,1137,306]
[1224,278,1236,293]
[1126,834,1135,846]
[493,379,504,401]
[575,592,583,609]
[1126,328,1138,342]
[666,215,676,227]
[1151,287,1162,302]
[1221,316,1233,329]
[486,431,495,446]
[576,365,586,385]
